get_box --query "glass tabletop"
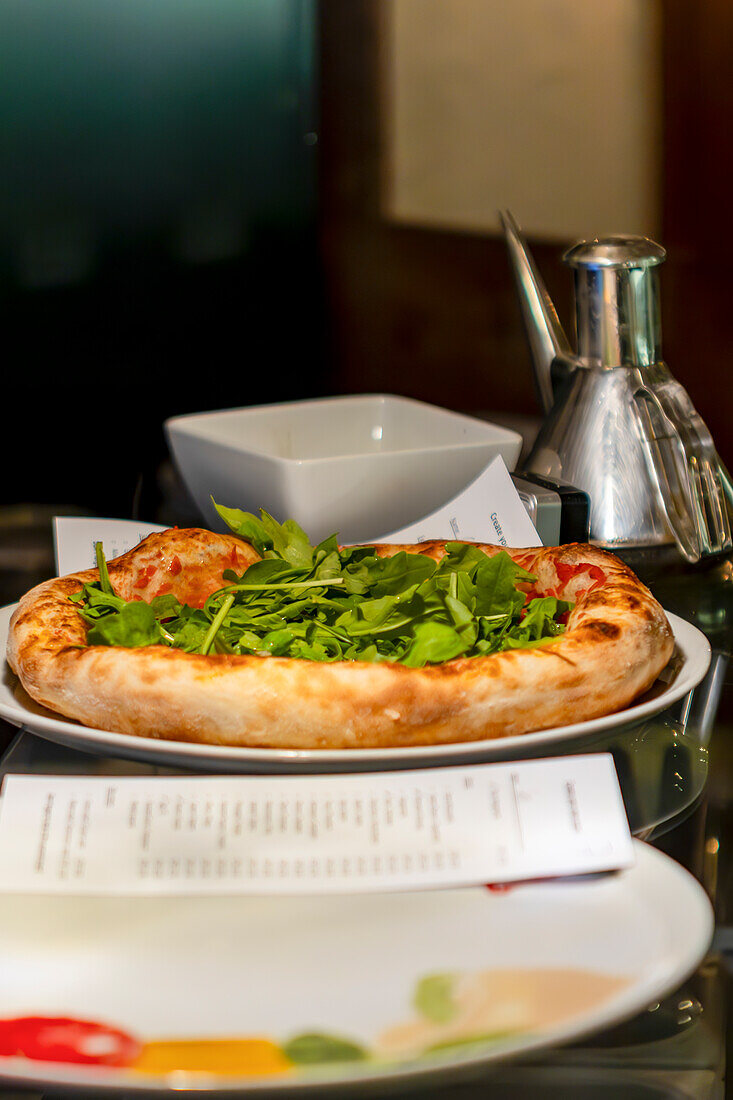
[0,557,730,1099]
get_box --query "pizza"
[6,521,675,749]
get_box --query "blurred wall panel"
[0,0,319,515]
[383,0,661,241]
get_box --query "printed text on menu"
[0,756,633,895]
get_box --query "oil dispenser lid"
[563,236,666,270]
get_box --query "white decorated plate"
[0,841,713,1094]
[0,605,711,773]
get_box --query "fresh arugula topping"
[70,508,572,666]
[95,540,115,596]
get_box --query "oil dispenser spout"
[499,210,573,414]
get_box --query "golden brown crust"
[6,528,675,749]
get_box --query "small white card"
[54,517,166,577]
[376,456,541,546]
[0,756,633,896]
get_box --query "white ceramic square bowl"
[165,395,523,544]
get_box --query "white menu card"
[0,756,633,896]
[376,455,542,546]
[54,517,166,577]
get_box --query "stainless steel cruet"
[501,210,733,564]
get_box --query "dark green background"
[0,0,321,517]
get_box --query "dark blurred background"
[0,0,321,520]
[0,0,730,526]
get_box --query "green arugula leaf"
[72,583,127,620]
[214,502,313,567]
[402,621,469,667]
[86,601,166,647]
[519,596,572,639]
[95,541,116,597]
[370,551,437,596]
[472,551,530,618]
[212,503,274,554]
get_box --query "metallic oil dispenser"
[501,211,732,565]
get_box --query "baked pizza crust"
[6,528,676,749]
